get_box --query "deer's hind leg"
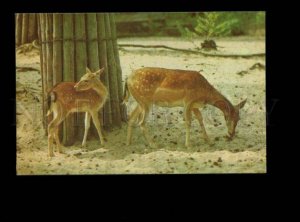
[47,123,55,157]
[48,106,66,157]
[126,104,141,146]
[54,105,65,153]
[138,105,156,148]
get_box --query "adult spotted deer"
[123,67,246,148]
[46,67,108,157]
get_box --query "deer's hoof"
[48,153,55,158]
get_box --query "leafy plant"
[177,12,238,50]
[193,12,238,40]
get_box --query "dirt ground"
[16,36,266,174]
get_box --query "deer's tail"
[122,78,130,106]
[46,91,57,116]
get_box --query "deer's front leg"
[48,133,55,157]
[90,111,105,145]
[48,124,56,157]
[54,126,64,153]
[82,112,91,147]
[192,108,213,145]
[139,105,156,148]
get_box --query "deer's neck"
[92,79,108,97]
[208,91,235,117]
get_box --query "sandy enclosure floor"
[16,36,266,174]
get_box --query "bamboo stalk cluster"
[36,13,125,145]
[15,13,38,46]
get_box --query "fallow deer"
[123,67,247,148]
[46,67,108,157]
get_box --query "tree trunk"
[62,14,75,145]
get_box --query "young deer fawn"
[46,67,108,157]
[123,67,246,148]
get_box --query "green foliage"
[220,12,265,35]
[255,12,265,27]
[177,12,265,38]
[114,12,266,37]
[181,12,238,40]
[176,21,194,38]
[197,13,237,39]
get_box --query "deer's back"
[128,67,216,104]
[50,82,103,111]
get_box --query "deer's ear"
[86,67,92,73]
[236,99,247,110]
[95,67,105,77]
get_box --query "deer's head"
[74,67,105,91]
[225,99,247,140]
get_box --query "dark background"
[3,0,288,219]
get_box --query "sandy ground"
[16,36,266,174]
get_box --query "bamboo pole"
[21,14,29,44]
[37,14,41,44]
[109,13,123,102]
[37,15,44,129]
[53,14,63,85]
[28,13,37,42]
[86,13,100,71]
[62,14,75,145]
[45,14,54,134]
[53,13,63,140]
[15,13,23,46]
[97,13,112,128]
[45,14,53,92]
[109,13,127,122]
[74,13,87,139]
[85,13,102,137]
[104,13,122,127]
[39,14,48,132]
